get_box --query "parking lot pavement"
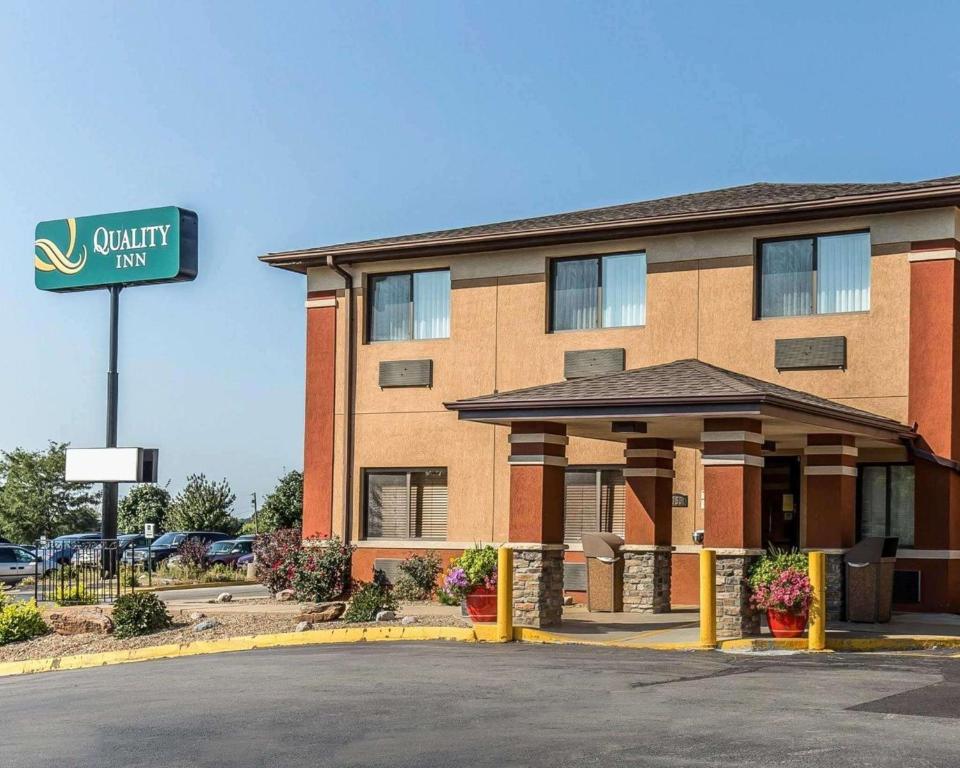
[4,643,960,767]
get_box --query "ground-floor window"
[363,468,448,540]
[859,464,914,547]
[564,467,625,544]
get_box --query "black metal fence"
[32,538,136,604]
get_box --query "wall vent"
[564,348,625,379]
[775,336,846,370]
[893,570,921,604]
[379,359,433,388]
[564,562,587,591]
[372,558,404,584]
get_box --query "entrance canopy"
[446,359,914,449]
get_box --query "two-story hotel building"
[262,175,960,637]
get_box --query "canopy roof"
[447,359,913,447]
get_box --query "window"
[364,469,448,540]
[859,464,914,547]
[757,231,870,318]
[368,269,450,341]
[564,468,625,544]
[550,252,647,331]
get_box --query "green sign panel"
[35,206,197,292]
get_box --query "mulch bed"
[0,610,471,663]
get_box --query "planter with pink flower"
[440,545,498,623]
[748,549,813,639]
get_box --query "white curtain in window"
[370,274,410,341]
[817,232,870,314]
[760,239,814,317]
[602,253,646,327]
[413,270,450,339]
[860,467,887,540]
[553,259,599,331]
[889,465,915,547]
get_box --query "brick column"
[622,438,674,612]
[303,292,337,538]
[508,422,567,628]
[909,244,960,611]
[701,418,764,638]
[803,434,858,620]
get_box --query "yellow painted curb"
[0,625,479,678]
[827,635,960,652]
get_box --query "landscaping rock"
[193,619,218,632]
[275,589,295,602]
[296,601,345,623]
[215,592,233,603]
[563,596,575,606]
[188,611,206,621]
[375,610,396,622]
[294,621,312,632]
[401,615,418,625]
[47,607,114,636]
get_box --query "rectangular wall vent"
[564,562,587,591]
[372,558,404,584]
[564,348,625,380]
[775,336,846,370]
[379,359,433,388]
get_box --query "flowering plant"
[749,567,813,613]
[438,545,498,601]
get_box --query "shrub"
[291,536,354,603]
[393,553,442,601]
[120,566,140,588]
[748,547,813,614]
[747,547,808,591]
[53,582,96,606]
[203,563,245,583]
[439,545,497,602]
[0,600,48,645]
[176,538,211,576]
[112,592,173,638]
[253,527,302,593]
[343,581,398,622]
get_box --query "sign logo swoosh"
[35,218,87,275]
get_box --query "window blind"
[365,469,448,541]
[564,468,625,543]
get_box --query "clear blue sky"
[2,1,958,517]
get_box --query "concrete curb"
[139,581,258,593]
[3,625,959,678]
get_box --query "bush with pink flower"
[748,548,813,614]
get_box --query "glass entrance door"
[761,457,801,550]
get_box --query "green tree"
[257,470,303,533]
[0,443,100,543]
[118,483,171,534]
[167,474,240,535]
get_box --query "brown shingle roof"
[447,359,911,435]
[262,174,960,269]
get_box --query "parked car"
[203,539,254,568]
[72,533,149,568]
[122,531,230,569]
[39,533,101,567]
[0,544,43,585]
[235,552,254,570]
[235,534,257,541]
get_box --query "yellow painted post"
[497,546,514,642]
[699,549,716,648]
[808,550,826,651]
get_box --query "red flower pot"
[466,585,497,623]
[766,608,809,638]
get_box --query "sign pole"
[101,285,122,572]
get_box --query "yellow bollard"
[497,546,514,642]
[808,550,826,651]
[699,549,717,648]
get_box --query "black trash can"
[845,536,898,623]
[582,532,624,613]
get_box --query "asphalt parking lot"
[5,643,960,767]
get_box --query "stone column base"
[716,553,760,639]
[826,553,845,622]
[511,544,564,628]
[622,546,671,613]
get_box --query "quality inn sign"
[35,206,197,291]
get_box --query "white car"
[0,545,42,585]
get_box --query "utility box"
[845,536,898,623]
[582,532,624,613]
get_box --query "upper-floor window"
[550,252,647,331]
[757,231,870,318]
[368,269,450,341]
[564,467,625,544]
[364,468,448,540]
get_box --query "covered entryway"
[446,358,916,638]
